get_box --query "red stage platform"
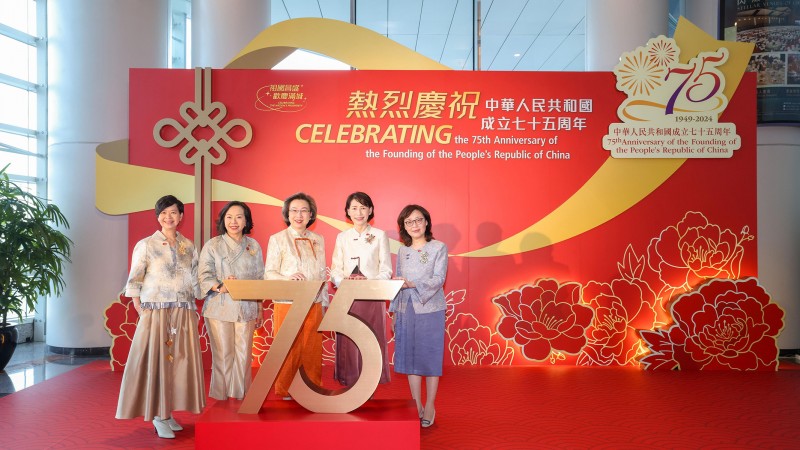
[196,398,420,449]
[3,361,800,449]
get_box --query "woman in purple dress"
[391,204,448,428]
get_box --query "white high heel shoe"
[153,417,176,438]
[165,416,183,431]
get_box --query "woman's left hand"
[393,276,413,289]
[255,302,266,329]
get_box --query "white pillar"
[757,128,800,350]
[586,0,669,71]
[684,0,719,38]
[47,0,169,351]
[192,0,271,68]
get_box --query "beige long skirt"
[116,307,206,421]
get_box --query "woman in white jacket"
[330,191,392,387]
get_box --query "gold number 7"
[224,279,402,414]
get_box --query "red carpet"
[2,361,800,449]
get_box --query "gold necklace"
[165,308,178,363]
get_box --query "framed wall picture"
[722,0,800,123]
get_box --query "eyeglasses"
[289,208,311,215]
[404,217,426,227]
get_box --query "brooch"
[247,245,257,256]
[420,250,429,264]
[365,233,375,244]
[177,240,188,255]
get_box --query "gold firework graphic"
[647,36,679,68]
[614,48,666,97]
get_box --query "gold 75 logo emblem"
[224,279,403,414]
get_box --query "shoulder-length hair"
[216,201,254,235]
[397,204,433,246]
[282,192,318,227]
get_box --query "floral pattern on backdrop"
[639,277,784,370]
[485,212,783,370]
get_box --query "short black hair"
[344,191,375,222]
[397,204,433,246]
[216,201,254,235]
[155,195,184,215]
[282,192,318,227]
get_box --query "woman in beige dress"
[199,201,265,401]
[116,195,205,439]
[264,192,327,399]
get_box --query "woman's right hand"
[132,298,143,316]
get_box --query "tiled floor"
[0,341,110,398]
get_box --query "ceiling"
[270,0,586,71]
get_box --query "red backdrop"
[103,69,766,370]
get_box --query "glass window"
[0,0,37,34]
[0,150,36,177]
[0,84,35,129]
[669,0,684,37]
[170,0,191,68]
[0,131,34,153]
[0,0,44,321]
[0,34,37,81]
[267,0,586,72]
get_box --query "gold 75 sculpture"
[224,279,403,414]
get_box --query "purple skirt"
[394,300,445,377]
[334,300,391,386]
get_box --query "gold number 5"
[224,279,402,414]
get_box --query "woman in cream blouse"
[330,191,392,386]
[199,201,265,401]
[116,195,204,439]
[264,192,327,399]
